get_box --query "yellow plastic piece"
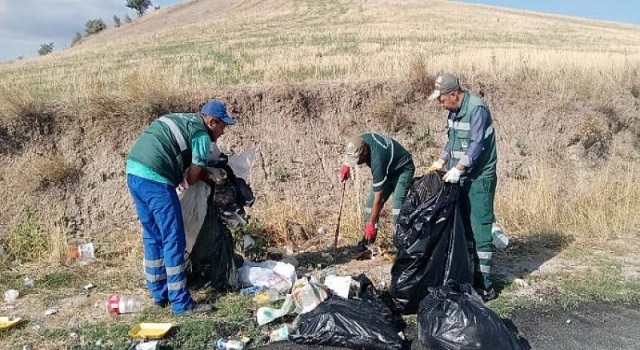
[0,317,21,331]
[128,323,173,339]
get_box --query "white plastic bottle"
[491,223,509,250]
[213,338,245,350]
[106,294,144,314]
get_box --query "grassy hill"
[0,1,639,348]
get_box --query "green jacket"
[447,92,497,182]
[362,133,413,192]
[128,113,210,186]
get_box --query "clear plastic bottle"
[213,338,245,350]
[105,294,144,314]
[491,223,509,250]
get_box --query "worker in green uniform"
[340,133,415,252]
[426,73,498,302]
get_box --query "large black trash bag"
[290,275,405,350]
[418,283,522,350]
[188,188,242,291]
[390,173,473,314]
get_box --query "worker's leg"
[127,174,169,306]
[148,183,193,314]
[467,177,497,292]
[362,186,392,244]
[390,164,415,225]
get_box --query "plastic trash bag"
[188,196,242,291]
[418,283,522,350]
[179,181,210,254]
[238,260,297,294]
[290,275,405,350]
[390,174,474,314]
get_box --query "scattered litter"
[128,323,173,339]
[23,276,35,288]
[213,338,246,350]
[75,243,95,262]
[316,226,326,235]
[269,324,290,342]
[291,277,328,314]
[106,295,144,314]
[0,316,21,331]
[95,340,102,346]
[324,275,351,298]
[566,319,572,324]
[323,266,336,277]
[256,294,296,326]
[31,325,41,332]
[44,308,58,316]
[4,289,19,304]
[238,260,297,294]
[129,341,159,350]
[83,283,96,290]
[0,305,15,311]
[254,289,285,305]
[239,286,261,294]
[69,332,78,338]
[354,249,373,261]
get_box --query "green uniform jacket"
[448,92,497,182]
[128,113,210,186]
[362,133,413,192]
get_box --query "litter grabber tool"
[333,181,347,250]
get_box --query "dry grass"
[1,0,639,110]
[496,157,640,250]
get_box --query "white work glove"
[443,167,463,183]
[425,161,443,173]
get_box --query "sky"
[1,1,639,63]
[0,0,184,62]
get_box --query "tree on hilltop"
[85,18,107,36]
[71,32,83,46]
[38,42,54,56]
[126,0,152,17]
[113,15,121,28]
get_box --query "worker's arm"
[457,106,489,171]
[368,190,384,226]
[186,131,211,185]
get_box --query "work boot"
[152,300,168,308]
[180,303,213,315]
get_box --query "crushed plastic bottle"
[491,223,509,250]
[213,338,245,350]
[105,294,143,314]
[23,276,35,288]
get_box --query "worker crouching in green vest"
[340,133,415,252]
[427,73,498,302]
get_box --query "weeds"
[2,206,48,264]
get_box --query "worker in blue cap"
[126,100,236,315]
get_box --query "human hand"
[426,161,444,173]
[443,167,463,183]
[199,169,210,182]
[364,223,377,241]
[340,165,351,182]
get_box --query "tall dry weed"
[496,158,640,245]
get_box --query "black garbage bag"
[418,283,522,350]
[188,188,242,291]
[390,173,474,314]
[290,275,405,350]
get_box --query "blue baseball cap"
[200,100,237,125]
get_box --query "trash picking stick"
[334,182,347,249]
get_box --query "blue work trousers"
[127,174,192,314]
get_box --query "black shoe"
[152,300,168,308]
[180,303,213,315]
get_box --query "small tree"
[85,18,107,36]
[126,0,152,17]
[71,32,83,46]
[38,42,54,56]
[113,15,121,28]
[124,14,132,23]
